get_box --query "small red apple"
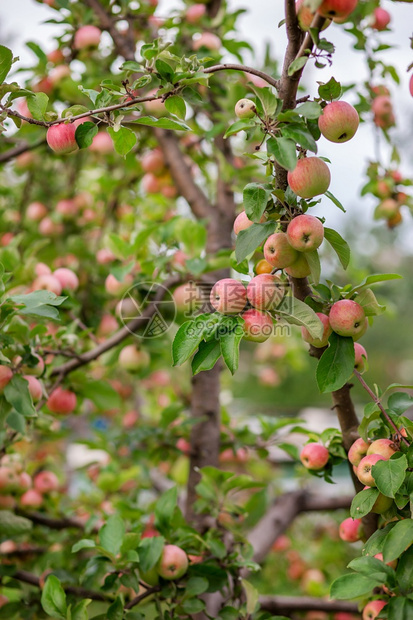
[339,517,363,542]
[242,309,273,342]
[210,278,247,314]
[287,214,324,252]
[287,157,331,199]
[300,443,329,470]
[46,387,77,415]
[362,600,387,620]
[157,545,188,580]
[47,123,78,155]
[329,300,366,339]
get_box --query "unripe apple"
[193,32,221,51]
[287,157,331,199]
[301,313,332,348]
[46,386,77,415]
[357,454,385,486]
[328,300,366,339]
[27,201,48,221]
[19,472,32,491]
[296,0,331,30]
[348,437,370,466]
[247,274,285,311]
[186,3,206,23]
[235,98,256,119]
[89,132,113,154]
[362,600,387,620]
[105,273,133,296]
[254,259,273,275]
[339,517,363,542]
[287,214,324,252]
[97,314,118,337]
[20,488,43,508]
[367,438,397,460]
[387,211,402,229]
[47,123,78,155]
[119,345,150,371]
[264,232,299,269]
[140,566,160,586]
[300,443,329,470]
[374,198,399,220]
[141,149,165,175]
[318,101,359,143]
[354,343,367,372]
[73,25,101,49]
[369,491,393,514]
[32,274,63,296]
[210,278,247,314]
[53,268,79,291]
[284,253,311,278]
[34,471,59,494]
[0,467,20,492]
[0,366,13,392]
[157,545,188,580]
[240,308,272,342]
[371,7,391,30]
[23,376,43,403]
[317,0,358,19]
[20,354,45,377]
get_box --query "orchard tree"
[0,0,413,619]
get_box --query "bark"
[260,596,359,614]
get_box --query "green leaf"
[386,597,413,620]
[219,318,244,375]
[242,579,259,615]
[316,332,355,393]
[0,511,32,536]
[164,95,186,120]
[396,546,413,594]
[181,599,205,614]
[71,539,96,553]
[324,227,350,269]
[75,379,121,411]
[356,288,385,317]
[318,77,342,100]
[155,59,175,82]
[348,273,402,296]
[27,93,49,120]
[362,522,396,557]
[276,296,323,339]
[382,519,413,563]
[6,411,26,434]
[185,577,209,597]
[138,536,165,572]
[99,515,125,556]
[388,392,413,416]
[350,488,380,519]
[192,339,221,375]
[330,573,383,600]
[0,45,13,84]
[41,575,67,620]
[288,56,308,76]
[4,375,37,418]
[281,123,318,153]
[325,190,346,212]
[267,137,297,171]
[155,486,178,530]
[70,599,92,620]
[10,289,67,321]
[173,316,218,366]
[107,126,137,157]
[235,221,276,264]
[133,116,190,131]
[306,250,321,285]
[295,101,322,119]
[243,183,271,222]
[224,119,257,138]
[372,455,408,498]
[75,121,98,149]
[347,556,394,583]
[107,597,124,620]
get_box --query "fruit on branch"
[49,65,71,85]
[374,553,397,569]
[105,273,133,296]
[372,95,395,129]
[157,545,189,580]
[356,454,385,486]
[284,253,311,278]
[19,472,32,491]
[366,489,393,514]
[234,98,256,119]
[367,438,397,460]
[20,354,44,377]
[241,308,273,342]
[47,48,65,64]
[34,471,59,494]
[374,198,399,219]
[362,600,387,620]
[173,282,203,314]
[300,443,329,470]
[46,387,77,415]
[47,123,78,155]
[20,489,43,508]
[26,202,47,221]
[371,7,391,30]
[119,345,150,372]
[348,437,370,466]
[328,300,366,339]
[56,199,78,218]
[73,25,101,49]
[354,342,367,372]
[339,517,364,542]
[53,268,79,291]
[89,132,113,154]
[233,211,261,235]
[317,0,358,19]
[24,376,43,402]
[0,467,19,492]
[410,74,413,98]
[264,232,299,269]
[142,173,161,194]
[301,313,332,348]
[287,157,331,199]
[192,32,221,51]
[39,217,63,236]
[296,0,331,31]
[141,149,165,175]
[247,274,285,310]
[0,366,13,392]
[32,274,63,296]
[318,101,359,143]
[97,248,116,264]
[287,214,324,252]
[185,3,206,23]
[387,211,402,229]
[210,278,247,314]
[255,259,274,275]
[140,566,160,586]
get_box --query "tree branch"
[10,570,111,602]
[0,139,46,164]
[124,586,160,610]
[16,509,99,532]
[204,64,280,90]
[259,595,359,614]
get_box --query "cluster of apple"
[0,454,59,510]
[46,120,113,156]
[370,168,409,229]
[31,263,79,296]
[141,148,177,198]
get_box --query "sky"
[1,0,413,236]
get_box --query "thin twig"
[124,586,160,610]
[204,64,280,90]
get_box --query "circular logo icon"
[119,281,176,339]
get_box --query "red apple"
[210,278,247,314]
[317,0,358,19]
[20,489,43,508]
[241,309,273,342]
[296,0,331,30]
[367,438,397,460]
[142,173,161,194]
[348,437,370,466]
[105,273,133,296]
[233,211,261,235]
[0,467,20,492]
[301,313,332,348]
[34,471,59,494]
[97,248,116,264]
[300,443,329,470]
[157,545,188,580]
[247,274,285,310]
[53,268,79,291]
[339,517,363,542]
[47,123,78,155]
[263,232,299,269]
[362,600,387,620]
[284,253,311,278]
[32,274,62,296]
[186,4,206,23]
[19,472,32,491]
[56,198,78,218]
[329,300,366,339]
[374,553,397,569]
[89,132,113,154]
[26,201,48,221]
[46,386,77,415]
[23,376,43,403]
[354,343,367,372]
[193,32,221,51]
[318,101,359,143]
[73,25,101,49]
[0,366,13,392]
[357,454,385,486]
[287,157,331,199]
[122,410,139,429]
[141,149,165,175]
[409,74,413,98]
[374,199,399,220]
[287,214,324,252]
[371,7,391,31]
[119,345,150,371]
